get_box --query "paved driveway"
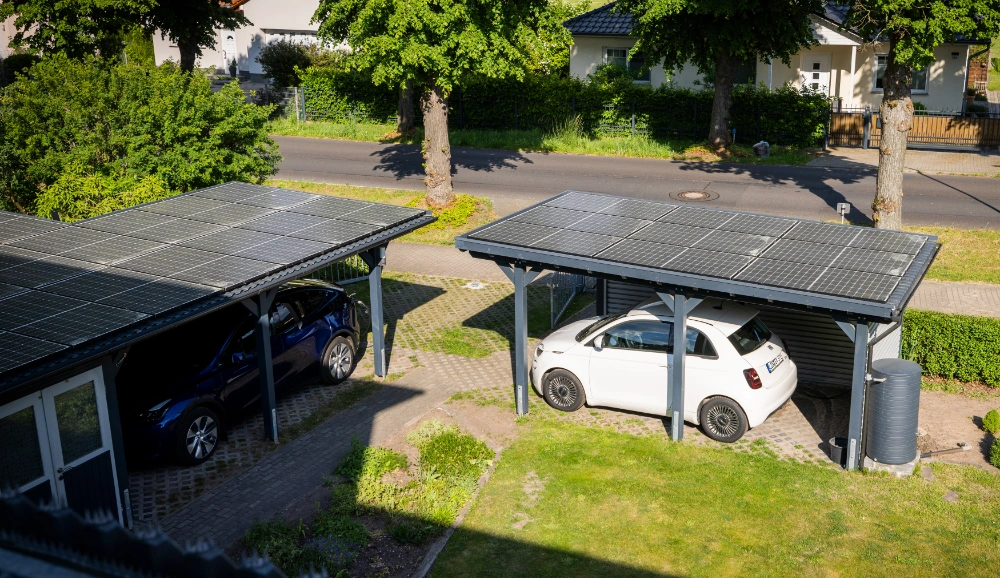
[274,137,1000,228]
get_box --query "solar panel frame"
[511,206,591,228]
[167,254,277,289]
[0,217,67,243]
[628,222,714,247]
[124,218,228,244]
[530,229,619,257]
[76,210,176,235]
[115,246,223,276]
[657,206,736,229]
[184,203,275,226]
[664,248,754,279]
[595,239,683,268]
[178,228,282,255]
[831,246,914,276]
[139,195,228,217]
[190,182,275,202]
[37,268,159,301]
[0,291,87,330]
[96,278,217,315]
[0,246,47,271]
[469,220,561,247]
[59,236,167,265]
[290,196,372,219]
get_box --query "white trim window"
[874,55,928,93]
[604,47,651,82]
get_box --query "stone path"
[808,147,1000,176]
[387,242,1000,318]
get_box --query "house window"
[874,55,928,93]
[604,47,651,82]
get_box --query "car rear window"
[727,317,772,356]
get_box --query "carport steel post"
[499,261,541,415]
[243,287,280,442]
[361,246,388,377]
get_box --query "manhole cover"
[463,281,487,290]
[669,190,719,202]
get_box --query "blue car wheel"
[175,406,220,465]
[322,336,356,385]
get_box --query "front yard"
[432,419,1000,578]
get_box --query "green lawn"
[267,118,815,166]
[431,421,1000,578]
[989,38,1000,92]
[907,226,1000,285]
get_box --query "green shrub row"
[297,66,833,146]
[901,309,1000,387]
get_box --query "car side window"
[600,321,717,357]
[602,321,672,353]
[294,290,328,317]
[270,303,298,335]
[224,314,257,361]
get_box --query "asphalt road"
[274,136,1000,228]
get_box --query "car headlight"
[535,343,544,357]
[139,399,171,423]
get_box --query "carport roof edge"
[455,191,939,323]
[0,184,435,400]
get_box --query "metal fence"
[828,105,1000,149]
[309,254,370,286]
[549,273,596,328]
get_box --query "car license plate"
[766,352,786,373]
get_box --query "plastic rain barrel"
[865,358,922,465]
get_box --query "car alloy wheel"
[705,404,739,438]
[330,341,353,380]
[185,415,217,460]
[547,375,578,409]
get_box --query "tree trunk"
[420,83,453,207]
[872,37,911,230]
[178,40,198,73]
[397,80,415,134]
[707,48,740,150]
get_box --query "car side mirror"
[230,351,246,365]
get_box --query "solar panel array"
[0,183,428,376]
[469,191,931,304]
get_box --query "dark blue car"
[117,280,363,465]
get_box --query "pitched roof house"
[565,2,977,111]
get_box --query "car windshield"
[727,316,772,356]
[575,313,626,342]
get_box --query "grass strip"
[432,420,1000,578]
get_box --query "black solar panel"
[97,279,216,315]
[459,191,935,305]
[13,303,148,346]
[126,218,227,243]
[0,183,433,382]
[0,331,68,373]
[0,256,103,288]
[0,217,67,243]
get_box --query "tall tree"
[0,0,154,59]
[313,0,569,206]
[842,0,1000,230]
[143,0,250,72]
[0,0,248,72]
[615,0,822,150]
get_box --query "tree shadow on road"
[371,143,534,182]
[677,161,877,225]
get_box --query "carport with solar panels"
[455,191,939,471]
[0,182,434,527]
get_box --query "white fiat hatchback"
[530,297,797,442]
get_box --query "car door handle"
[57,465,74,480]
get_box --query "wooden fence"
[828,109,1000,149]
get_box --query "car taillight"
[744,368,763,389]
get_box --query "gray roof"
[564,3,633,36]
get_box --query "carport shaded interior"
[0,182,429,377]
[467,191,934,303]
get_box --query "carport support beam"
[499,262,541,415]
[661,293,702,441]
[244,288,279,443]
[362,246,387,377]
[846,321,870,470]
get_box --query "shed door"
[801,53,832,95]
[0,394,56,504]
[40,369,120,520]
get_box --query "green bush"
[244,518,303,572]
[298,66,832,146]
[1,53,41,82]
[256,39,312,88]
[991,438,1000,469]
[0,54,280,214]
[983,409,1000,434]
[35,164,173,222]
[419,429,493,480]
[901,309,1000,386]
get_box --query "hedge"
[901,309,1000,387]
[296,66,833,146]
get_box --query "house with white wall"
[152,0,327,79]
[566,2,975,111]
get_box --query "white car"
[530,297,797,442]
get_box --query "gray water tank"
[865,358,922,465]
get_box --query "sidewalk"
[386,242,1000,318]
[807,147,1000,176]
